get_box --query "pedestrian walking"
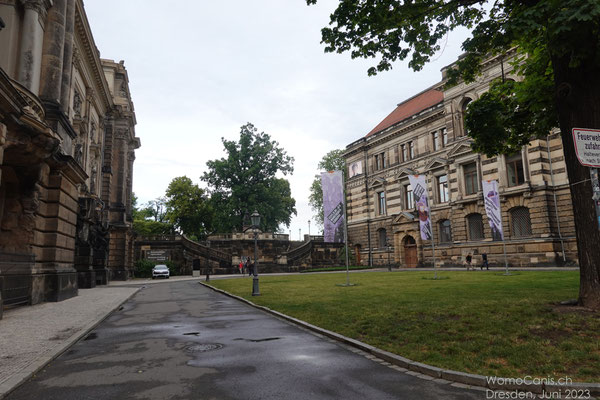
[238,259,244,274]
[245,258,251,276]
[466,253,472,271]
[481,253,489,270]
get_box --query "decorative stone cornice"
[74,1,112,111]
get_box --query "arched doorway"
[403,235,417,268]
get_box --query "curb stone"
[200,282,599,397]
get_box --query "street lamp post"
[308,220,311,237]
[251,210,261,296]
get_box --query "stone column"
[59,0,75,109]
[17,0,49,94]
[39,0,67,104]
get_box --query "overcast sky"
[85,0,470,239]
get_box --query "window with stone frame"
[441,128,448,147]
[378,228,387,248]
[467,213,485,240]
[510,207,532,237]
[437,174,449,203]
[404,184,414,209]
[506,152,525,187]
[409,141,415,159]
[463,162,479,195]
[439,219,453,243]
[402,144,408,162]
[432,130,440,151]
[378,191,386,215]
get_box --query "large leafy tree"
[164,176,214,240]
[202,123,296,233]
[307,0,600,309]
[308,149,346,228]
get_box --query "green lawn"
[208,271,600,382]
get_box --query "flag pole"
[431,222,437,279]
[343,187,350,286]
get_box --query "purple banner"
[321,171,345,243]
[408,175,432,241]
[482,179,504,240]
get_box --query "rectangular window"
[381,152,386,169]
[402,144,407,162]
[432,131,439,151]
[378,191,386,215]
[409,142,415,159]
[464,162,478,195]
[404,184,414,209]
[506,153,525,187]
[441,128,448,147]
[438,175,449,203]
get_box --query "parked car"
[152,264,170,279]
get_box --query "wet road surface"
[6,281,482,399]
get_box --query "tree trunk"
[553,55,600,310]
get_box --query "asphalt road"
[6,281,482,399]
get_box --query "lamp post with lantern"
[251,210,261,296]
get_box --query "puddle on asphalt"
[233,337,281,343]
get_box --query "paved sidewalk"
[0,284,140,399]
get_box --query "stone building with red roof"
[343,53,578,268]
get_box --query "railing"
[285,239,313,263]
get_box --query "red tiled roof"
[366,88,444,137]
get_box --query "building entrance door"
[403,236,417,268]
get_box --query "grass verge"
[207,270,599,382]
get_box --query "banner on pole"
[482,179,504,240]
[408,175,432,240]
[321,171,345,242]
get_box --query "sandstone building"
[0,0,139,310]
[344,53,578,268]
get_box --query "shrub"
[134,259,155,278]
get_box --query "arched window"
[467,213,485,240]
[439,219,452,243]
[510,207,532,237]
[378,228,387,248]
[461,98,472,136]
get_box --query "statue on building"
[74,142,83,164]
[73,90,82,117]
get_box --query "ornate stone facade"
[344,53,578,268]
[0,0,139,310]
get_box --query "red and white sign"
[573,128,600,168]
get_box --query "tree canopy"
[307,0,600,309]
[308,149,346,228]
[164,176,214,240]
[131,194,173,236]
[202,123,296,233]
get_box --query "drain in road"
[186,343,224,353]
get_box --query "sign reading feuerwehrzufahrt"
[572,128,600,168]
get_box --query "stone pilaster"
[17,0,51,94]
[39,0,67,104]
[59,0,75,108]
